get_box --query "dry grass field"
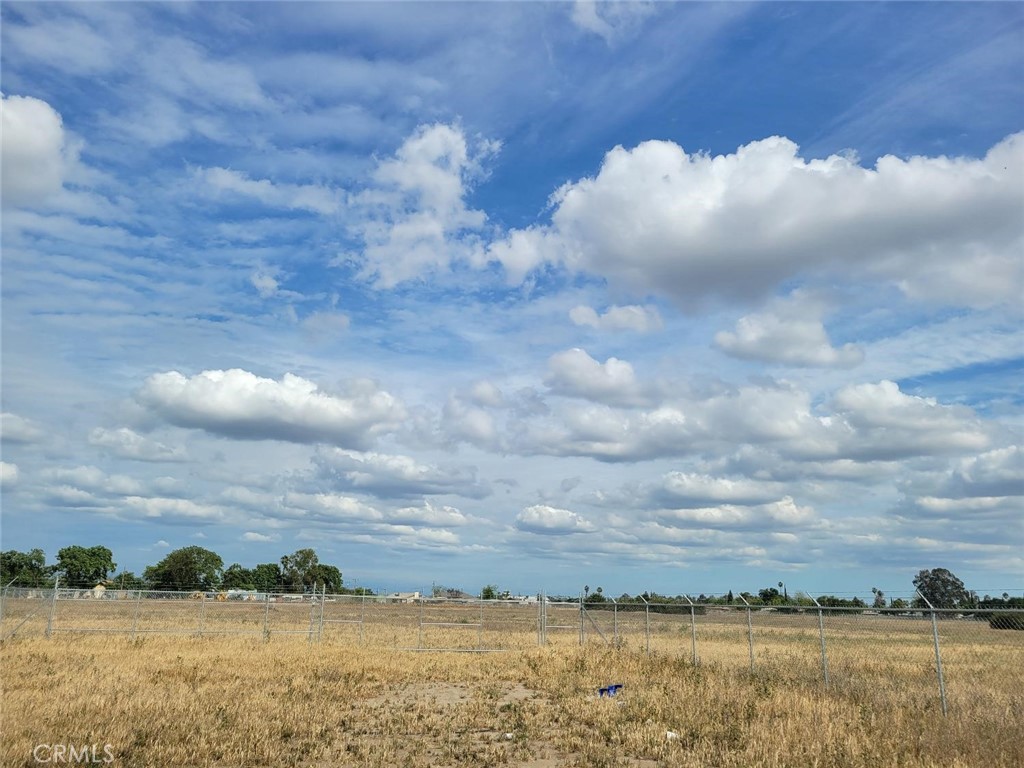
[2,611,1022,768]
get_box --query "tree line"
[486,569,1023,612]
[0,545,353,594]
[3,550,1021,613]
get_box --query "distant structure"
[387,591,421,603]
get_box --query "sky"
[1,1,1022,600]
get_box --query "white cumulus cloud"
[314,447,489,499]
[0,461,19,486]
[516,504,596,534]
[569,304,663,333]
[487,133,1024,308]
[715,292,863,367]
[545,348,647,406]
[351,122,499,287]
[241,531,277,542]
[1,94,73,208]
[1,412,46,444]
[136,369,406,448]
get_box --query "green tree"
[250,563,282,593]
[221,563,256,590]
[280,548,318,592]
[871,587,886,609]
[480,584,499,600]
[913,568,970,609]
[0,548,49,587]
[53,545,116,587]
[144,546,224,590]
[312,564,343,593]
[758,587,782,604]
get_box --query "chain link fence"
[3,584,1021,715]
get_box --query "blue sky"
[1,1,1022,599]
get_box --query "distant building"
[388,591,421,602]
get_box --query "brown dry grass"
[2,625,1022,768]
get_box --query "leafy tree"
[871,587,886,609]
[890,598,908,609]
[913,568,971,609]
[251,563,282,592]
[144,546,224,590]
[480,584,499,600]
[758,587,782,604]
[53,545,116,587]
[0,548,49,587]
[312,564,343,593]
[278,549,343,593]
[221,563,256,590]
[817,595,866,608]
[280,548,319,592]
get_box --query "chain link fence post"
[262,593,271,643]
[543,592,548,646]
[807,592,830,687]
[198,591,206,637]
[306,582,318,645]
[537,593,542,646]
[738,594,754,673]
[683,595,698,665]
[579,592,584,646]
[0,578,17,627]
[612,598,618,646]
[130,588,142,640]
[417,595,424,650]
[638,594,650,655]
[315,581,323,643]
[917,590,948,716]
[477,599,484,650]
[45,576,60,638]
